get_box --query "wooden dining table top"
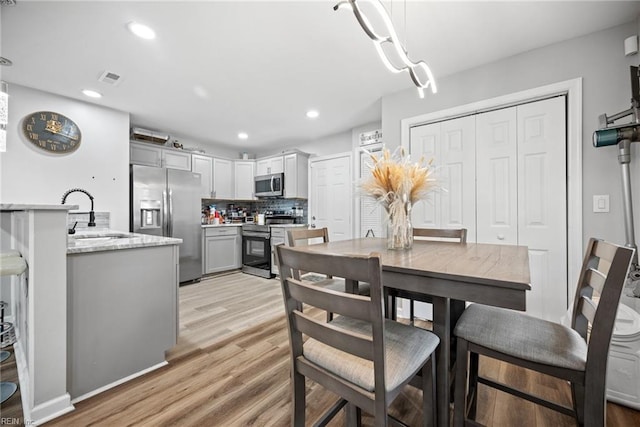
[297,237,531,289]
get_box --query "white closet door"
[517,97,567,322]
[440,116,477,239]
[309,155,353,242]
[410,122,440,229]
[476,107,518,245]
[409,115,476,238]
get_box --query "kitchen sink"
[72,233,132,242]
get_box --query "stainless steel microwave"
[254,173,284,198]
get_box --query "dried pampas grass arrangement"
[361,146,436,248]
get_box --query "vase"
[387,201,413,250]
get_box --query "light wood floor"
[1,271,638,426]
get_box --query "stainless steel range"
[241,212,297,279]
[241,223,272,278]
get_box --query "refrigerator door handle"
[167,189,174,237]
[162,190,169,236]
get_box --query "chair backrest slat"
[413,227,467,243]
[585,268,606,295]
[592,239,619,263]
[578,295,597,325]
[287,277,372,321]
[293,310,374,360]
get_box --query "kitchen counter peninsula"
[66,229,181,402]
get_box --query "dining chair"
[453,238,634,427]
[287,227,370,320]
[275,244,440,426]
[388,228,467,324]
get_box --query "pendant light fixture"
[334,0,437,98]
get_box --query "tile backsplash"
[202,199,308,223]
[67,212,110,230]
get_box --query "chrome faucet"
[61,188,96,227]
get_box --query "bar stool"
[0,251,26,404]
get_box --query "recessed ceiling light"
[127,21,156,40]
[238,132,249,140]
[82,89,102,98]
[306,110,319,119]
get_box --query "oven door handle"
[243,232,271,239]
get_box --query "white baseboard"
[71,360,168,404]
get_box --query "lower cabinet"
[203,226,242,274]
[270,227,286,275]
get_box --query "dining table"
[295,237,531,427]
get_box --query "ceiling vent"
[131,127,170,145]
[98,70,122,86]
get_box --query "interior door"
[476,107,518,245]
[410,115,476,239]
[517,96,567,321]
[310,154,352,241]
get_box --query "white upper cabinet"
[234,160,255,200]
[130,142,191,170]
[192,154,214,198]
[162,149,191,170]
[256,156,284,176]
[283,153,309,199]
[213,158,233,199]
[130,142,162,167]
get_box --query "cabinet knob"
[497,234,505,240]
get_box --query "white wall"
[382,21,640,249]
[0,84,130,230]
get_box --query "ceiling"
[2,1,640,153]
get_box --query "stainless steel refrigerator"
[130,164,202,283]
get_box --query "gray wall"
[382,20,640,249]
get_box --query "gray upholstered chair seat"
[304,315,439,392]
[454,304,587,371]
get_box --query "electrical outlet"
[593,195,610,213]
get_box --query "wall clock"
[22,111,82,153]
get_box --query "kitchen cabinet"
[68,244,179,400]
[234,160,255,200]
[270,227,286,275]
[163,149,191,170]
[203,226,241,274]
[283,153,309,199]
[269,225,307,275]
[256,156,284,176]
[213,158,233,199]
[192,154,214,198]
[130,141,191,170]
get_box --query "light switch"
[593,195,610,213]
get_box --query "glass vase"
[387,201,413,250]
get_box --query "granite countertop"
[201,223,243,228]
[1,203,79,211]
[67,229,182,254]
